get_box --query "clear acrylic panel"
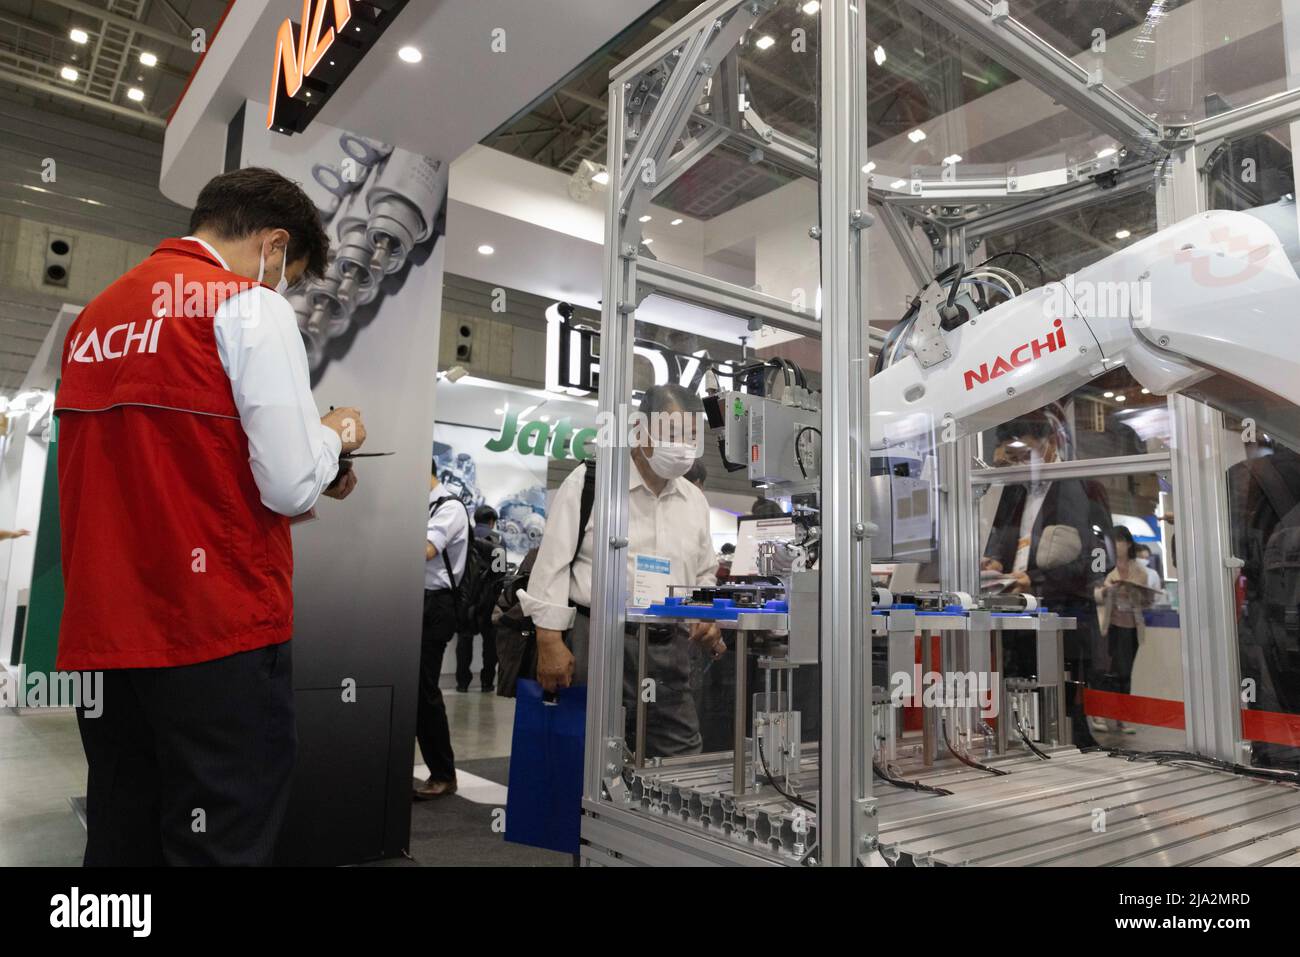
[632,2,821,294]
[1009,0,1298,123]
[975,470,1182,750]
[863,0,1119,189]
[972,187,1171,464]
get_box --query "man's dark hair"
[638,383,702,417]
[994,412,1055,445]
[189,167,330,279]
[474,505,498,526]
[720,542,735,556]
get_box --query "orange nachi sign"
[267,0,352,130]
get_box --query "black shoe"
[456,685,469,693]
[481,683,495,693]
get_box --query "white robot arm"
[871,201,1300,451]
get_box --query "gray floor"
[0,677,562,866]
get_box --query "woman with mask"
[1095,526,1156,733]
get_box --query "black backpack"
[432,496,506,636]
[494,464,596,697]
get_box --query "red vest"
[54,239,294,670]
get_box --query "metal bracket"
[910,278,954,369]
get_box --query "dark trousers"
[417,588,457,781]
[1107,625,1140,696]
[75,642,296,866]
[456,624,498,690]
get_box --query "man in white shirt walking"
[415,464,470,798]
[520,384,724,757]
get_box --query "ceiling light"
[1141,388,1150,394]
[1115,229,1131,239]
[1103,391,1114,398]
[539,415,551,422]
[477,244,495,255]
[942,154,962,165]
[890,179,907,189]
[755,35,776,50]
[398,46,422,64]
[138,51,157,67]
[1096,146,1118,159]
[874,45,886,66]
[642,238,654,245]
[670,218,683,226]
[802,1,820,12]
[862,161,876,173]
[592,170,610,186]
[1115,394,1127,402]
[126,87,144,102]
[638,215,652,223]
[69,28,88,44]
[493,408,504,415]
[60,66,78,82]
[907,128,926,143]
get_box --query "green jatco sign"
[485,407,597,462]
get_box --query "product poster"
[433,422,549,562]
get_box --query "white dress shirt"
[1012,482,1050,573]
[426,485,469,590]
[185,236,341,516]
[519,460,718,631]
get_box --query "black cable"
[757,737,816,811]
[942,722,1009,776]
[975,249,1048,285]
[873,761,953,796]
[794,425,821,478]
[1013,709,1051,760]
[1105,747,1300,787]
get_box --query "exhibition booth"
[2,0,1300,871]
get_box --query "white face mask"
[1136,557,1149,568]
[257,238,290,296]
[646,439,697,480]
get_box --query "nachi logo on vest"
[67,319,163,364]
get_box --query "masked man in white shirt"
[519,383,724,757]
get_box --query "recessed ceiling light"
[1115,394,1127,402]
[1096,146,1118,159]
[638,215,652,223]
[69,28,88,44]
[126,87,144,102]
[874,45,887,66]
[477,244,495,255]
[138,51,157,67]
[802,1,820,13]
[862,161,876,173]
[1103,391,1114,398]
[60,66,78,82]
[755,35,776,50]
[670,218,683,226]
[907,128,926,143]
[1140,388,1150,394]
[398,46,422,64]
[592,170,610,186]
[942,154,962,165]
[1115,229,1131,239]
[890,179,907,189]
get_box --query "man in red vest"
[54,167,367,865]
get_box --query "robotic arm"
[871,201,1300,452]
